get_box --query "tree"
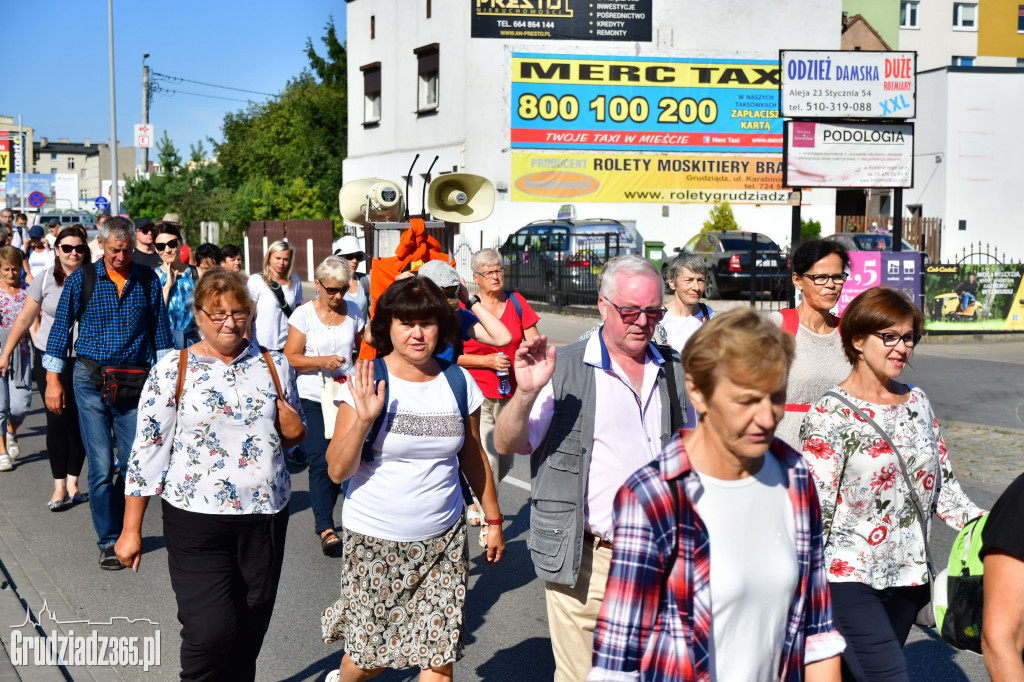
[799,218,822,243]
[157,132,182,176]
[189,140,208,165]
[701,202,740,232]
[305,15,346,87]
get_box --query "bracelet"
[484,515,505,526]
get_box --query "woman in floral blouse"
[800,287,984,681]
[115,269,304,681]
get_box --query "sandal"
[48,496,71,512]
[467,504,484,527]
[320,530,342,557]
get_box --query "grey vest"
[527,338,686,586]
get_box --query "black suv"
[679,231,789,299]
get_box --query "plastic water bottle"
[497,352,512,397]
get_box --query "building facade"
[898,0,1024,69]
[343,0,841,254]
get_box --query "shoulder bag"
[260,347,306,449]
[267,278,294,318]
[824,390,938,627]
[305,303,344,439]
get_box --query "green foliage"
[701,202,739,232]
[800,218,822,243]
[122,15,347,244]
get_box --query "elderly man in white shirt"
[493,254,687,682]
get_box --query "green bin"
[643,241,666,272]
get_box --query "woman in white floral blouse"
[800,287,984,682]
[114,269,304,682]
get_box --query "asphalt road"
[0,312,1020,681]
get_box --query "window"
[67,157,75,170]
[414,44,439,113]
[900,1,919,28]
[370,15,375,39]
[953,3,977,29]
[1019,5,1024,32]
[361,63,381,124]
[50,153,57,160]
[426,0,432,18]
[50,167,57,174]
[952,55,975,66]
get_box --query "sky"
[4,0,345,163]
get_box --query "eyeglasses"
[872,331,922,347]
[601,296,666,324]
[200,308,250,325]
[474,269,503,279]
[317,280,345,296]
[154,239,179,252]
[801,272,848,285]
[58,243,88,254]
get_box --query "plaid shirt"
[589,435,845,682]
[42,260,173,373]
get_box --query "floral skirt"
[321,516,468,670]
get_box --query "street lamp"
[107,0,119,215]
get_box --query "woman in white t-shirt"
[246,240,302,351]
[320,276,504,682]
[284,257,364,557]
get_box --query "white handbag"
[306,304,342,439]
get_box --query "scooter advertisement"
[923,264,1024,331]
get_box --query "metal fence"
[835,215,942,263]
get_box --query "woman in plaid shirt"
[590,309,845,682]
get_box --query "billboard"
[511,151,788,204]
[779,50,916,119]
[472,0,651,41]
[511,54,783,153]
[3,173,55,204]
[924,264,1024,332]
[783,121,914,189]
[0,136,9,183]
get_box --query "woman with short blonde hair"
[247,240,303,352]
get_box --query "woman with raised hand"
[771,239,853,449]
[321,275,503,682]
[800,287,983,681]
[0,227,89,504]
[116,269,304,681]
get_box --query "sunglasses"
[601,296,667,324]
[58,244,89,255]
[336,251,365,262]
[137,225,155,235]
[317,280,345,296]
[154,239,179,252]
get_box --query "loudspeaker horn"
[426,173,494,223]
[339,178,405,226]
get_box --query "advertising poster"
[511,151,788,204]
[3,174,55,204]
[511,54,783,153]
[780,50,916,119]
[783,121,914,189]
[923,264,1024,332]
[0,136,9,183]
[472,0,651,41]
[829,251,922,316]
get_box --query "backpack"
[934,514,988,652]
[503,290,523,321]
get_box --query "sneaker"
[325,670,340,682]
[0,454,11,472]
[6,434,18,460]
[99,546,125,571]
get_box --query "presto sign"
[779,50,916,119]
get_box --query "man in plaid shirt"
[589,310,844,682]
[44,216,172,571]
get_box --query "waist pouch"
[80,357,150,408]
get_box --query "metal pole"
[789,191,802,308]
[141,56,150,174]
[107,0,120,215]
[749,232,757,307]
[16,115,24,213]
[893,188,903,251]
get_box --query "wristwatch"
[467,295,482,308]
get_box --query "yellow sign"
[511,151,787,204]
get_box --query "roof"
[841,13,892,51]
[32,141,100,156]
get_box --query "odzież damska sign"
[779,50,916,119]
[472,0,652,41]
[782,120,914,189]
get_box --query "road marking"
[504,475,531,492]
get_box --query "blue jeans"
[299,398,342,534]
[73,362,140,550]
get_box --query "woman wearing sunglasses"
[800,287,983,681]
[154,223,200,350]
[333,236,370,320]
[770,239,853,449]
[0,227,89,507]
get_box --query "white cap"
[333,235,363,256]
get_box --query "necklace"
[317,298,341,326]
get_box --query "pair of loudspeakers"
[339,174,494,227]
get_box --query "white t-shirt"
[247,274,302,350]
[339,368,484,542]
[287,300,364,403]
[693,453,799,682]
[27,248,55,279]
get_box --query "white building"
[905,66,1024,260]
[343,0,842,254]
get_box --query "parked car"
[678,231,789,299]
[826,232,929,265]
[36,211,97,229]
[498,218,641,305]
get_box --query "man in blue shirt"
[43,216,173,570]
